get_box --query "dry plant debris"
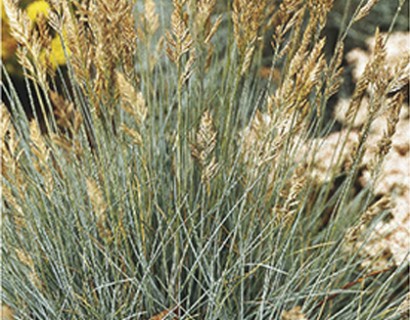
[281,306,307,320]
[0,304,14,320]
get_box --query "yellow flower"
[26,0,50,22]
[49,34,68,67]
[40,32,70,69]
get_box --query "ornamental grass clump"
[1,0,409,319]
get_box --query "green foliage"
[1,0,408,319]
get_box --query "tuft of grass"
[1,0,408,319]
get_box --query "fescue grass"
[1,0,409,319]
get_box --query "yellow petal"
[26,0,50,22]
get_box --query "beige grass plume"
[166,0,193,66]
[116,71,147,146]
[232,0,266,75]
[190,110,219,188]
[86,177,110,239]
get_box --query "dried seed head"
[16,248,34,268]
[345,196,391,242]
[86,0,137,100]
[190,111,219,185]
[3,0,32,47]
[307,0,334,27]
[1,105,26,192]
[1,104,11,142]
[86,177,111,239]
[354,0,380,22]
[86,178,107,217]
[346,62,371,124]
[388,54,410,99]
[3,0,49,84]
[179,49,196,85]
[273,167,306,226]
[325,42,344,98]
[376,92,404,158]
[2,184,24,219]
[51,134,83,158]
[191,111,216,162]
[232,0,266,72]
[15,248,42,288]
[241,46,255,76]
[120,124,143,146]
[143,0,160,37]
[29,120,48,165]
[50,91,82,133]
[232,0,266,53]
[166,0,193,65]
[116,71,147,125]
